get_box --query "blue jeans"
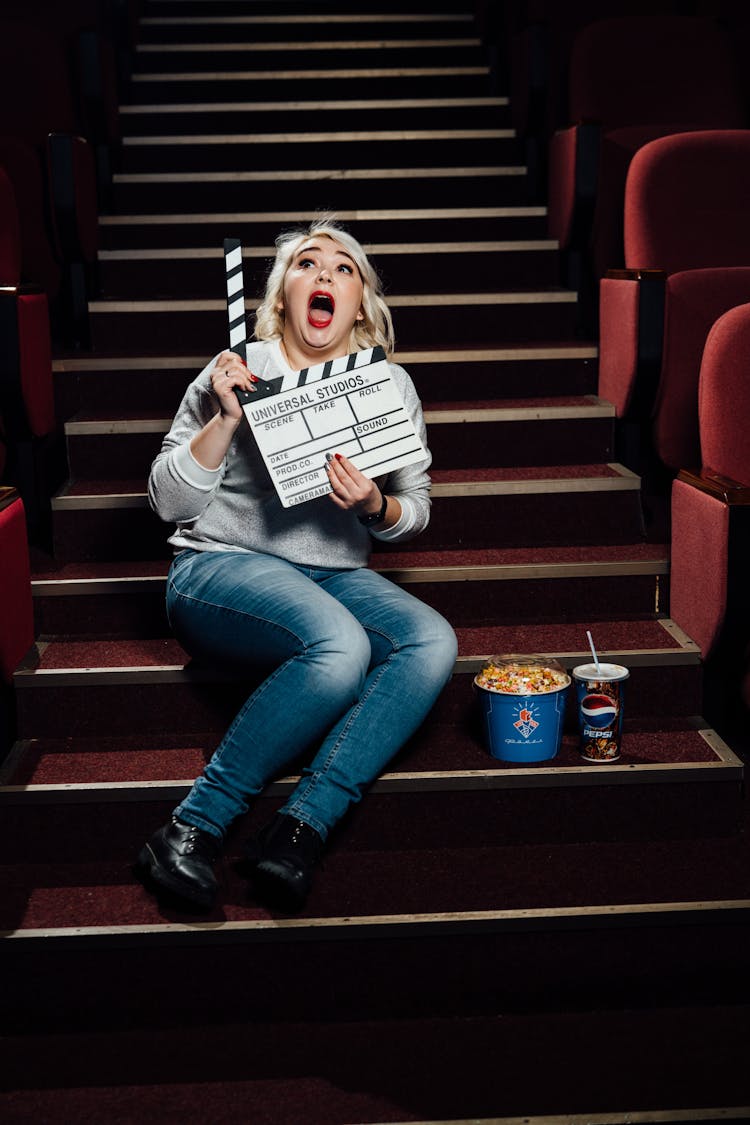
[167,549,457,842]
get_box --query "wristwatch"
[357,491,388,527]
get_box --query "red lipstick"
[308,290,335,328]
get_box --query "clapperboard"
[223,239,427,508]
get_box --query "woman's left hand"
[325,453,383,518]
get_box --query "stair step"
[119,130,519,175]
[129,61,493,100]
[49,464,643,561]
[31,542,668,635]
[98,206,547,251]
[89,290,579,352]
[3,1016,750,1123]
[138,16,480,46]
[135,26,483,39]
[1,727,741,850]
[111,165,531,212]
[132,40,488,72]
[97,240,560,297]
[63,399,614,476]
[120,97,511,137]
[13,619,703,739]
[2,813,749,935]
[139,0,476,17]
[53,345,598,418]
[22,618,699,675]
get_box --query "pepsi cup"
[572,662,629,762]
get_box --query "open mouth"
[308,290,335,328]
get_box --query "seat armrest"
[671,471,750,729]
[598,269,666,418]
[0,487,34,685]
[547,122,601,249]
[676,469,750,505]
[0,288,55,438]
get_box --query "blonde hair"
[253,217,395,356]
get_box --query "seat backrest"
[698,302,750,487]
[0,489,34,685]
[0,412,7,480]
[0,22,79,144]
[0,162,56,439]
[513,3,693,139]
[668,301,750,671]
[624,130,750,272]
[568,16,743,130]
[0,167,21,286]
[0,137,62,299]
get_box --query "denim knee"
[407,605,458,685]
[434,617,459,679]
[308,616,371,702]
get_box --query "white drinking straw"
[586,630,602,674]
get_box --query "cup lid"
[572,661,629,681]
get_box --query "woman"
[137,219,457,912]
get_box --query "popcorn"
[474,655,570,695]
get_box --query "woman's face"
[279,236,365,368]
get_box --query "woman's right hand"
[189,351,259,470]
[210,350,259,421]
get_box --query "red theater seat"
[0,488,34,684]
[0,136,62,303]
[0,21,99,346]
[0,487,34,755]
[2,0,123,199]
[508,2,688,168]
[598,130,750,471]
[0,165,58,544]
[0,168,55,441]
[669,302,750,731]
[508,3,688,156]
[547,16,744,286]
[0,414,7,481]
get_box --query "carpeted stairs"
[2,2,749,1122]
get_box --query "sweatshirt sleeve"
[370,363,432,543]
[147,356,228,524]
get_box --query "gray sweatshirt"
[148,338,432,568]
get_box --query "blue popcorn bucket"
[474,655,571,763]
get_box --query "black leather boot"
[137,818,220,909]
[247,814,323,912]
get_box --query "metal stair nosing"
[4,896,750,950]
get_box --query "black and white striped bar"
[278,345,386,391]
[234,346,389,406]
[223,237,247,360]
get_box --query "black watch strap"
[357,492,388,527]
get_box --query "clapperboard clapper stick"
[223,238,278,401]
[221,240,426,507]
